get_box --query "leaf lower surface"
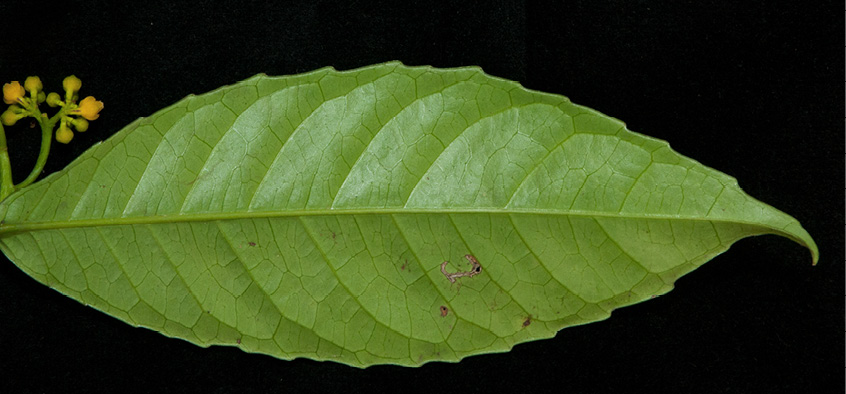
[0,62,817,367]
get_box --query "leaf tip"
[799,230,819,266]
[809,245,819,266]
[775,220,818,266]
[795,232,819,266]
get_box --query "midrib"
[0,207,771,236]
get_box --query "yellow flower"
[63,75,82,95]
[56,122,73,144]
[24,76,42,94]
[71,96,104,120]
[3,81,25,105]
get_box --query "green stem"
[0,123,14,202]
[15,115,54,190]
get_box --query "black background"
[0,1,841,393]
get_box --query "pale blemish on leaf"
[440,254,483,284]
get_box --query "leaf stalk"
[0,123,14,201]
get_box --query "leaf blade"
[0,62,817,367]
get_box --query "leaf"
[0,62,817,367]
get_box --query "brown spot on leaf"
[522,315,532,328]
[401,259,408,271]
[321,231,338,244]
[439,305,449,317]
[248,242,256,247]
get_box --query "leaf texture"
[0,62,817,367]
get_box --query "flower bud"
[63,75,82,95]
[0,108,24,126]
[24,76,42,94]
[56,122,74,144]
[72,118,89,132]
[46,92,62,107]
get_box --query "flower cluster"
[2,75,103,143]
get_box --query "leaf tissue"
[0,62,817,367]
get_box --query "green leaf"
[0,62,817,367]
